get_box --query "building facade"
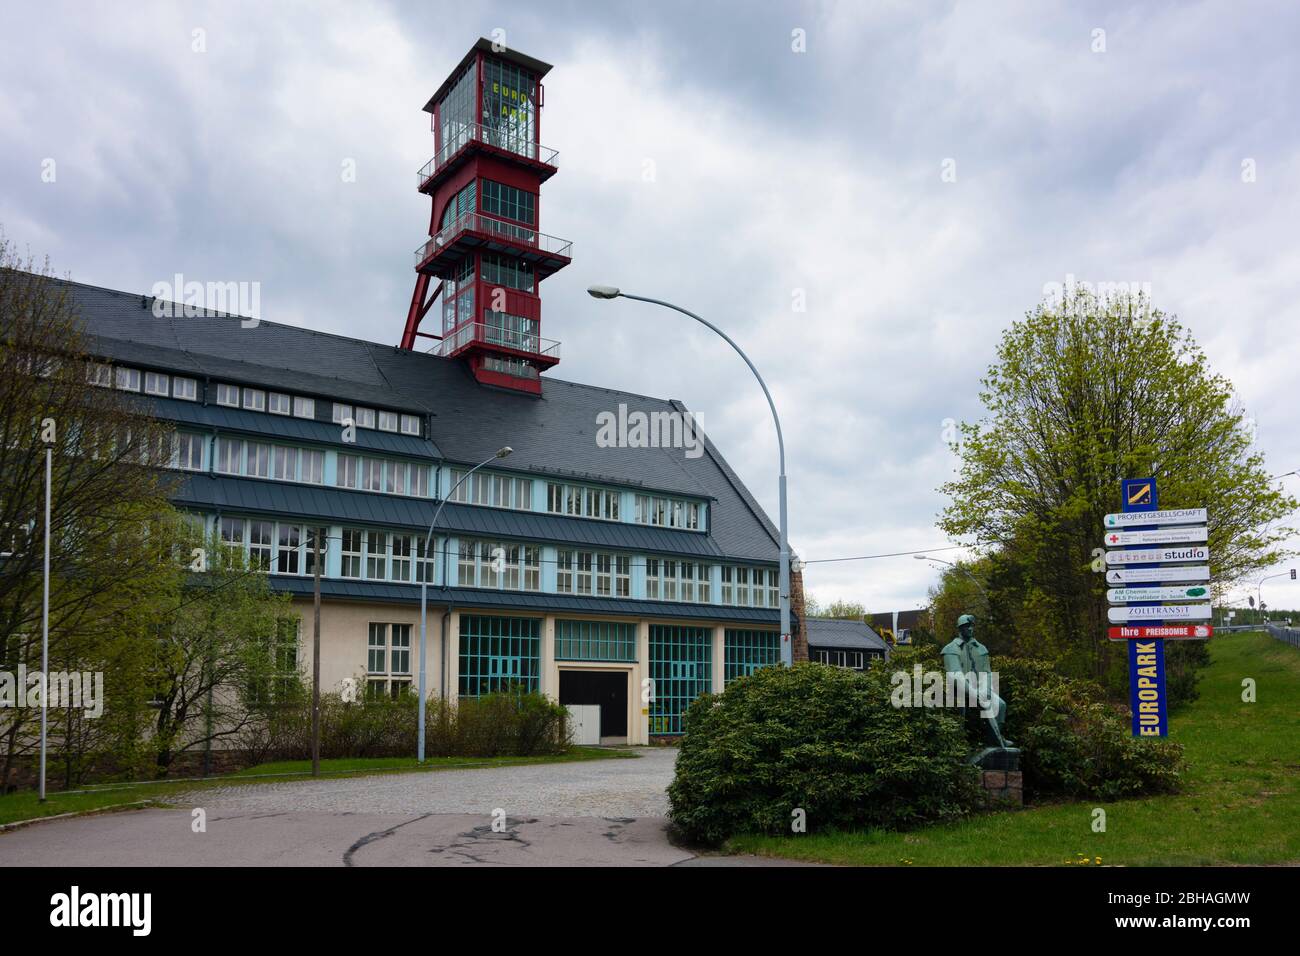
[55,40,788,744]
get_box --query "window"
[390,534,413,582]
[341,529,363,578]
[216,437,243,475]
[555,620,636,663]
[457,539,540,591]
[648,625,711,736]
[145,372,170,396]
[386,461,408,496]
[220,517,245,551]
[367,623,386,674]
[242,389,266,412]
[557,550,630,598]
[302,449,324,484]
[87,364,112,388]
[304,526,326,576]
[378,410,398,432]
[332,403,353,425]
[724,630,780,684]
[647,560,712,603]
[337,455,360,489]
[354,407,376,429]
[216,383,240,407]
[174,433,204,471]
[415,537,436,584]
[410,464,430,497]
[547,482,620,521]
[268,392,292,415]
[293,396,315,419]
[481,180,536,225]
[451,470,529,509]
[635,494,702,530]
[248,520,273,571]
[723,567,777,608]
[458,615,540,698]
[813,649,866,671]
[173,377,197,401]
[272,445,297,481]
[480,253,534,293]
[400,414,421,436]
[278,524,301,575]
[366,531,387,579]
[439,180,477,231]
[114,367,141,391]
[367,623,412,699]
[246,442,271,478]
[361,458,383,492]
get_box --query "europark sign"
[1105,478,1212,738]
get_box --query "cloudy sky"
[3,0,1298,614]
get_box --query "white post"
[39,445,51,802]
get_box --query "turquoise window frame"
[723,629,780,685]
[648,625,712,736]
[458,614,540,698]
[555,620,637,662]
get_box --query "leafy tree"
[0,241,180,786]
[804,595,869,620]
[940,291,1295,696]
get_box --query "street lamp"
[1257,570,1294,627]
[914,553,990,602]
[417,446,512,762]
[587,285,794,666]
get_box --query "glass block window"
[724,629,780,685]
[458,615,540,698]
[648,625,712,737]
[555,620,637,662]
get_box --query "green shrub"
[243,687,569,762]
[667,662,983,845]
[993,657,1184,801]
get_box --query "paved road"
[0,749,804,867]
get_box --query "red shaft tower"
[401,39,571,395]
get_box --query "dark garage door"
[559,670,628,737]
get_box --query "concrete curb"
[0,799,157,833]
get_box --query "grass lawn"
[0,746,635,828]
[727,631,1299,866]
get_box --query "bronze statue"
[941,613,1015,759]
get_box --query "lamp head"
[587,285,621,300]
[496,446,513,459]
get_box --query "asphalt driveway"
[0,748,802,866]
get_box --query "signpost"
[1106,477,1211,738]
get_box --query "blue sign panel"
[1121,477,1158,512]
[1128,638,1168,736]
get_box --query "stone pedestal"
[981,769,1023,806]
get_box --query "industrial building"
[56,39,788,744]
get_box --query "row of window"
[338,455,432,497]
[204,516,776,608]
[448,469,532,509]
[93,363,424,439]
[547,482,620,521]
[216,383,317,419]
[330,403,422,436]
[215,437,326,483]
[556,550,632,598]
[90,364,199,402]
[635,494,703,530]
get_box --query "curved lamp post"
[418,446,512,762]
[914,553,990,603]
[587,285,793,666]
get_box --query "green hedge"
[667,662,983,845]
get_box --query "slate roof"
[806,618,889,653]
[53,276,781,561]
[273,577,779,624]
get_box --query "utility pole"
[312,527,322,777]
[39,440,51,803]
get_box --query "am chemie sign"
[1103,478,1211,737]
